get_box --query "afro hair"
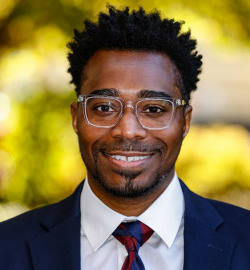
[67,6,202,103]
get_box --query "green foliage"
[177,124,250,208]
[1,91,86,207]
[177,125,250,193]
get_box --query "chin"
[94,168,170,199]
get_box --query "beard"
[84,138,173,198]
[94,165,171,198]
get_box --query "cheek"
[158,126,184,161]
[77,123,107,159]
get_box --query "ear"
[182,105,192,139]
[71,102,79,134]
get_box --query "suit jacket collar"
[180,180,236,270]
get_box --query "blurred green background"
[0,0,250,221]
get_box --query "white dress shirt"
[80,173,185,270]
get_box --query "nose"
[110,106,147,140]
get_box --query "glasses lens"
[137,99,174,129]
[86,97,122,127]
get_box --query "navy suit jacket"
[0,180,249,270]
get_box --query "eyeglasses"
[78,95,186,130]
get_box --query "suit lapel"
[180,180,236,270]
[28,182,84,270]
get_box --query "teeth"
[111,155,127,161]
[110,155,149,162]
[127,156,148,161]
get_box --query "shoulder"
[180,179,250,239]
[207,198,250,231]
[0,200,63,242]
[193,193,250,254]
[180,179,250,224]
[0,181,83,242]
[208,198,249,218]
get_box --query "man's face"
[71,50,192,202]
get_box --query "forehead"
[80,50,181,98]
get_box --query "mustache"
[93,139,163,153]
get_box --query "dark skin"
[71,50,192,216]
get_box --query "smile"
[109,155,150,162]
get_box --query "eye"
[95,104,115,112]
[144,105,165,114]
[87,97,121,118]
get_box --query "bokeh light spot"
[0,93,11,122]
[8,16,34,44]
[0,0,16,20]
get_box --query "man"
[0,6,249,270]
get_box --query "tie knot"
[112,221,154,253]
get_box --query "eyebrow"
[138,90,172,99]
[88,88,172,99]
[88,88,119,96]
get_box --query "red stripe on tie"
[140,222,154,244]
[122,250,135,270]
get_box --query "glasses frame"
[78,94,186,130]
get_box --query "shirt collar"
[80,177,126,251]
[80,173,184,251]
[137,172,184,248]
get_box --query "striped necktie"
[112,221,154,270]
